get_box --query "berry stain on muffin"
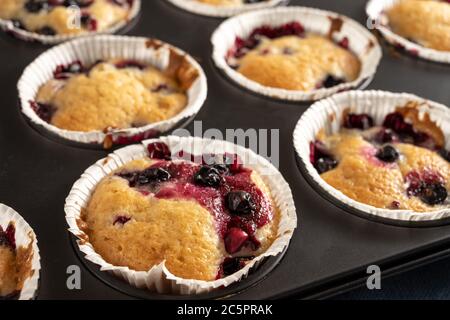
[226,21,361,91]
[310,102,450,211]
[79,142,280,281]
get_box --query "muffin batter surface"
[386,0,450,52]
[82,143,280,280]
[311,105,450,212]
[34,59,188,132]
[236,35,361,91]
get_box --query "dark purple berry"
[213,164,229,174]
[413,131,437,150]
[37,26,56,36]
[322,75,345,88]
[226,191,256,215]
[344,113,374,130]
[0,224,15,250]
[390,201,401,209]
[383,112,437,149]
[419,183,448,205]
[383,112,414,136]
[373,128,397,144]
[118,167,171,187]
[220,256,254,278]
[53,60,84,79]
[315,157,338,174]
[338,37,350,49]
[136,168,171,186]
[310,141,339,174]
[113,215,131,226]
[25,0,49,13]
[80,13,97,31]
[194,166,222,188]
[147,142,171,160]
[224,227,249,254]
[115,60,146,70]
[48,0,66,5]
[231,22,305,59]
[30,101,55,122]
[376,145,399,163]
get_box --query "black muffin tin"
[1,0,449,300]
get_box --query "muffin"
[79,142,280,281]
[0,222,34,300]
[19,36,207,147]
[386,0,450,52]
[0,0,136,36]
[310,102,449,212]
[32,58,190,132]
[212,7,382,101]
[227,23,361,91]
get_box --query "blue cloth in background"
[334,258,450,300]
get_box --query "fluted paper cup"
[65,136,297,295]
[17,35,208,148]
[293,90,450,225]
[0,0,141,45]
[0,204,41,300]
[211,7,382,101]
[166,0,288,18]
[366,0,450,64]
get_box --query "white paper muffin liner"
[366,0,450,64]
[211,6,382,101]
[293,90,450,224]
[166,0,287,18]
[65,135,297,295]
[17,35,208,148]
[0,204,41,300]
[0,0,141,45]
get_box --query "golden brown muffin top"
[35,59,188,132]
[81,153,279,281]
[320,132,449,211]
[312,105,450,212]
[386,0,450,51]
[236,35,361,91]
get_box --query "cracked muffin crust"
[32,59,189,132]
[227,22,361,91]
[310,103,450,212]
[79,142,280,281]
[0,222,34,300]
[0,0,134,36]
[386,0,450,52]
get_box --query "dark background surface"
[0,0,449,300]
